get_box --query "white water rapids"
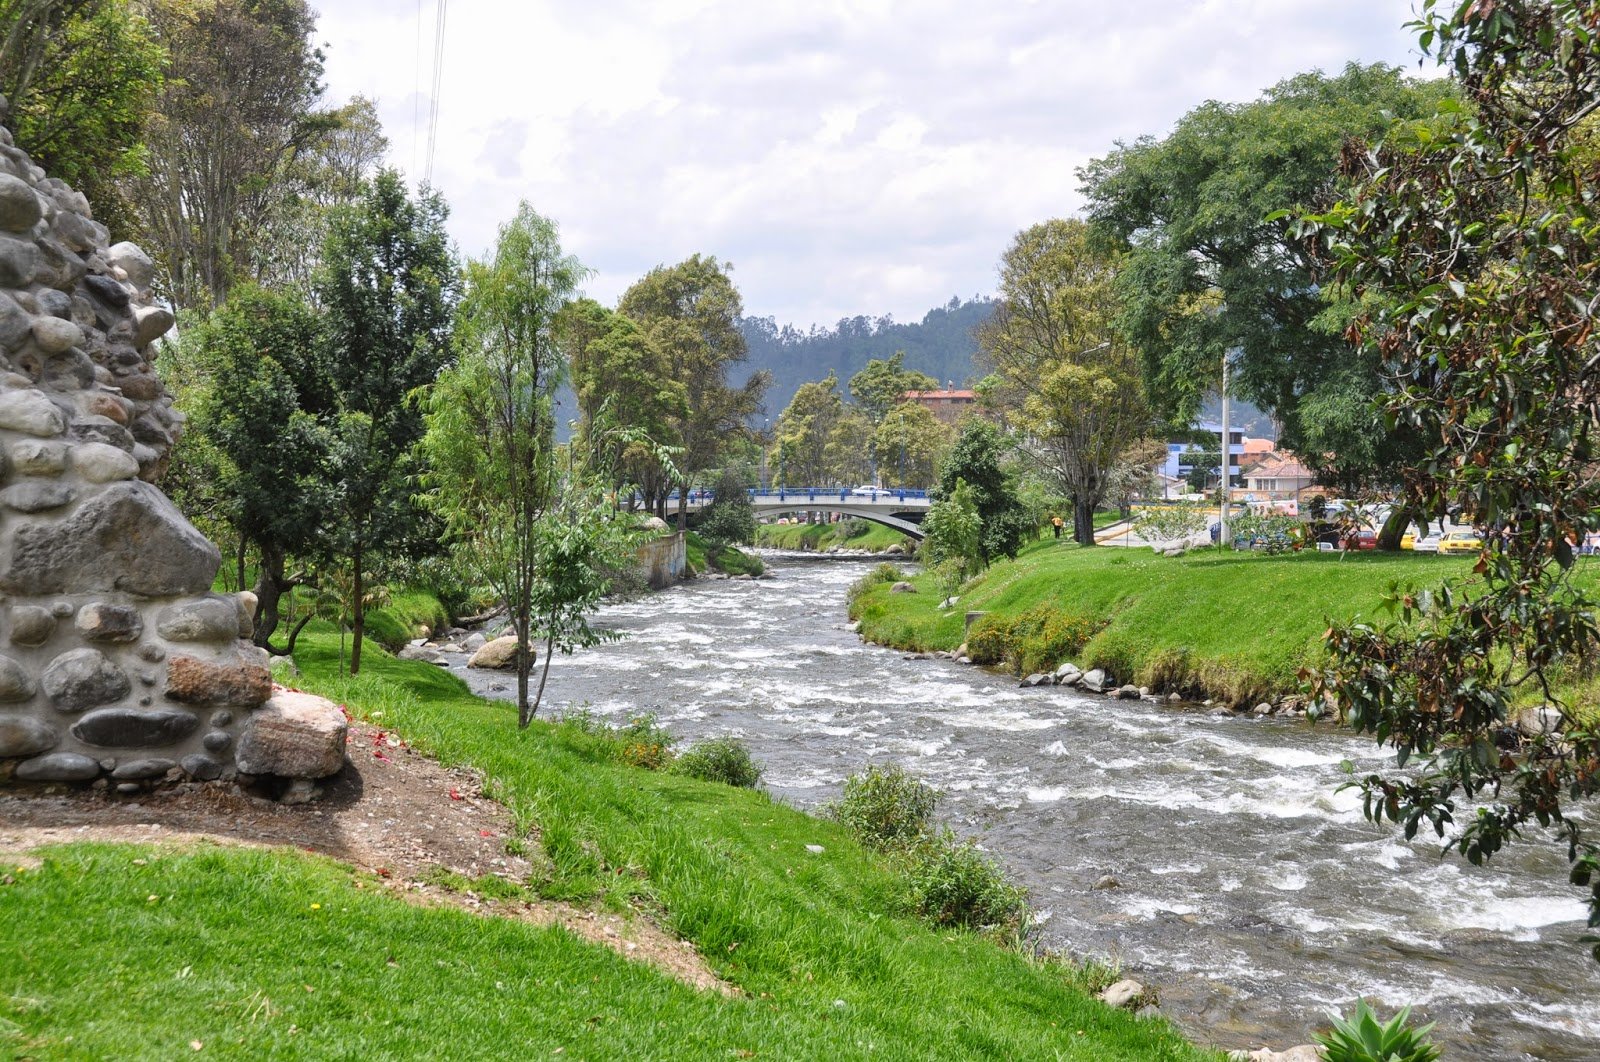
[452,553,1600,1059]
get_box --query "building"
[1238,436,1276,474]
[1163,421,1244,490]
[902,389,977,426]
[1240,451,1318,511]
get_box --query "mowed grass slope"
[0,625,1216,1061]
[851,540,1488,704]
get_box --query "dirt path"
[0,722,732,995]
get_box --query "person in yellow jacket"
[1052,514,1064,539]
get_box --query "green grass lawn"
[755,520,914,553]
[0,625,1216,1061]
[852,540,1486,705]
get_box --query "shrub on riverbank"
[671,737,763,788]
[966,604,1106,675]
[755,519,914,554]
[685,530,765,576]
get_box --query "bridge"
[671,488,931,539]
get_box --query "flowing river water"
[453,553,1600,1059]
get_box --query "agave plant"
[1314,999,1441,1062]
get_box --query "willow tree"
[422,203,582,726]
[978,218,1150,545]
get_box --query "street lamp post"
[1219,352,1231,548]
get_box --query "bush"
[557,711,676,771]
[671,738,763,788]
[1315,1000,1440,1062]
[842,518,873,540]
[846,562,905,606]
[360,607,412,653]
[905,831,1029,932]
[966,604,1105,674]
[828,764,936,851]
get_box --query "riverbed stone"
[132,304,173,348]
[1081,668,1109,692]
[111,757,176,780]
[0,388,64,436]
[889,581,917,594]
[14,751,99,781]
[71,707,198,747]
[180,752,224,780]
[164,651,272,707]
[0,480,74,512]
[1020,673,1049,688]
[0,480,221,596]
[399,645,446,665]
[31,315,82,354]
[0,715,55,755]
[467,636,532,671]
[1516,706,1563,739]
[235,689,347,779]
[1098,979,1145,1010]
[41,647,129,711]
[8,605,55,647]
[236,591,257,637]
[156,597,242,643]
[10,438,66,475]
[71,440,139,482]
[107,241,154,289]
[1115,684,1140,700]
[0,172,41,232]
[74,602,142,643]
[0,654,35,701]
[0,234,37,287]
[462,632,487,653]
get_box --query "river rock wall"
[0,112,340,790]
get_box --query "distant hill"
[1198,395,1277,440]
[737,296,996,423]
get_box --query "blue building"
[1163,421,1243,489]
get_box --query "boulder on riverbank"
[467,636,534,671]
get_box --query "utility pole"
[1219,352,1231,548]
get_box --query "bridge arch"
[752,502,926,540]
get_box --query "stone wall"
[0,112,341,790]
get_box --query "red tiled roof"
[903,389,976,400]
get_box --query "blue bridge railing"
[651,487,931,504]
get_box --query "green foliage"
[966,604,1104,675]
[698,467,758,555]
[848,351,938,425]
[935,420,1029,564]
[1081,62,1450,489]
[1294,0,1600,939]
[1315,1000,1440,1062]
[904,831,1029,933]
[557,711,677,772]
[828,765,937,852]
[978,218,1152,544]
[1133,504,1209,546]
[873,400,950,490]
[3,0,164,234]
[922,478,983,588]
[670,738,763,789]
[846,562,906,607]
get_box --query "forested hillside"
[738,296,995,421]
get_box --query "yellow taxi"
[1438,529,1483,555]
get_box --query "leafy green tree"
[131,0,335,308]
[619,254,769,524]
[1080,63,1451,494]
[873,401,949,490]
[1294,0,1600,942]
[771,372,844,486]
[318,170,456,676]
[698,465,758,561]
[978,218,1152,545]
[934,420,1027,566]
[848,351,938,425]
[921,478,982,598]
[563,298,685,509]
[180,284,334,649]
[422,203,580,724]
[1,0,165,235]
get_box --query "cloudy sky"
[314,0,1426,330]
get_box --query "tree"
[934,420,1027,566]
[848,351,938,426]
[772,372,846,486]
[131,0,335,309]
[180,284,334,650]
[421,203,580,724]
[978,219,1152,545]
[1079,63,1451,495]
[562,298,685,510]
[698,465,757,562]
[921,478,982,599]
[873,401,949,490]
[318,170,456,676]
[1,0,165,236]
[1294,0,1600,944]
[618,254,769,524]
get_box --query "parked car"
[1438,529,1484,555]
[1340,529,1378,550]
[1412,532,1442,553]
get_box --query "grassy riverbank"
[850,540,1486,706]
[0,626,1215,1061]
[755,520,914,553]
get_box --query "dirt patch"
[0,721,733,996]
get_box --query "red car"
[1340,530,1378,550]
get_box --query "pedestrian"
[1052,514,1064,539]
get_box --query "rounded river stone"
[0,715,56,756]
[15,751,100,782]
[41,647,130,711]
[70,707,198,747]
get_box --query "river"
[452,552,1600,1059]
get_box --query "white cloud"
[313,0,1424,328]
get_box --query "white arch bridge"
[675,487,931,540]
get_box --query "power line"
[424,0,448,187]
[411,0,422,178]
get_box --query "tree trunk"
[1073,497,1096,546]
[515,615,531,727]
[530,629,556,722]
[236,534,246,594]
[1377,507,1411,551]
[350,544,365,676]
[250,543,297,650]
